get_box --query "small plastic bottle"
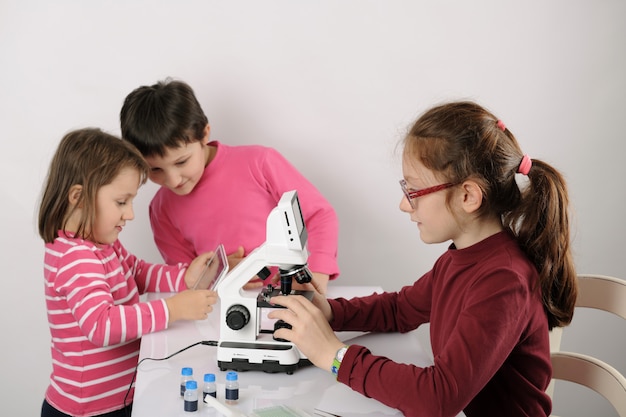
[180,367,194,397]
[183,380,199,412]
[224,371,239,404]
[202,373,217,401]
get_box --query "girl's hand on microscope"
[310,290,334,322]
[268,295,343,372]
[309,272,329,294]
[165,289,218,324]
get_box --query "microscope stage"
[217,339,312,374]
[256,288,314,308]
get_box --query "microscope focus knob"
[225,304,250,330]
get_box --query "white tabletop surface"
[131,285,454,417]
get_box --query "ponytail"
[503,159,577,329]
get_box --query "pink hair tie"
[517,154,532,175]
[496,119,506,131]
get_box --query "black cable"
[124,340,218,417]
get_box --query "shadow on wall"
[1,193,51,415]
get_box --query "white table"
[131,286,442,417]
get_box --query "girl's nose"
[123,204,135,221]
[399,196,414,213]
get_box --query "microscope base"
[216,340,312,375]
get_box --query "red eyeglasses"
[399,179,455,209]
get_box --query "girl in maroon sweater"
[269,101,577,417]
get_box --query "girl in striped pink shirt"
[38,128,218,417]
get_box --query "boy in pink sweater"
[120,78,339,292]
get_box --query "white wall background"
[1,1,624,416]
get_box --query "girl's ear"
[202,123,211,145]
[460,180,483,214]
[68,184,83,207]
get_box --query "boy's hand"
[227,246,267,290]
[227,246,245,270]
[165,290,217,323]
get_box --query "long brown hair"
[404,101,577,329]
[38,128,149,243]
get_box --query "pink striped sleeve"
[53,243,170,346]
[115,240,188,293]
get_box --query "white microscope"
[216,190,314,374]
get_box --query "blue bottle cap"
[226,371,238,381]
[204,373,216,382]
[186,380,197,390]
[181,367,193,376]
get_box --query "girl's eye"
[175,159,188,166]
[116,201,128,206]
[150,167,162,173]
[407,184,421,193]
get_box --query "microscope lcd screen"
[292,196,305,237]
[193,244,229,291]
